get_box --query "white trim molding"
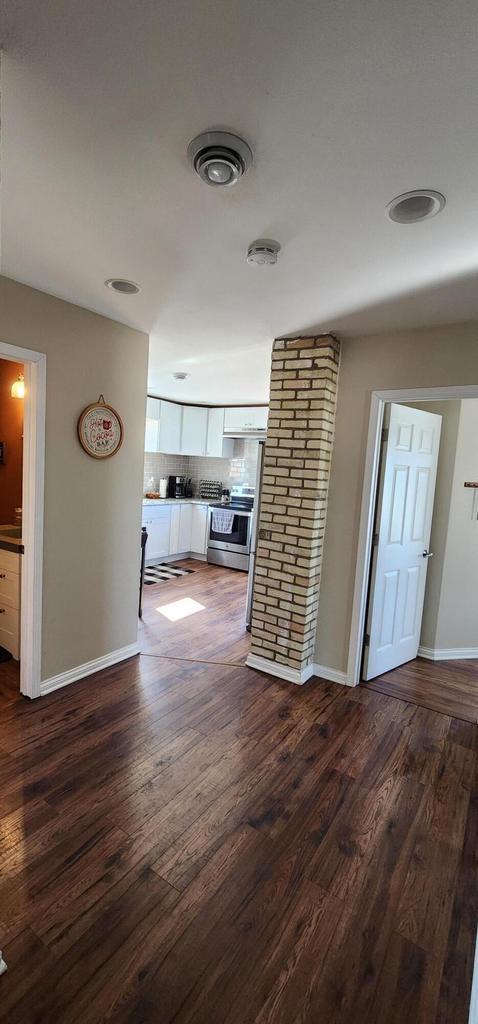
[347,384,478,687]
[246,653,350,687]
[40,642,140,696]
[418,645,478,662]
[0,341,46,699]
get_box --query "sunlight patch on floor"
[156,597,206,622]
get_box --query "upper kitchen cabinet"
[206,408,234,457]
[145,397,160,451]
[181,405,208,456]
[223,406,268,434]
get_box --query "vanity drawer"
[0,605,20,660]
[0,568,20,610]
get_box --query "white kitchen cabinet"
[159,400,182,454]
[145,397,160,451]
[206,408,234,457]
[223,406,268,433]
[169,504,180,555]
[181,406,208,456]
[191,504,208,555]
[178,503,193,552]
[142,505,171,560]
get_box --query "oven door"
[207,508,252,554]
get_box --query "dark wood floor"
[363,656,478,724]
[0,645,476,1022]
[139,559,251,666]
[0,657,21,705]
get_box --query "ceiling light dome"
[188,130,253,187]
[247,239,281,266]
[386,190,446,224]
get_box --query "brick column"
[247,334,340,683]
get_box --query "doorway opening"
[138,429,265,668]
[349,387,478,722]
[0,342,46,700]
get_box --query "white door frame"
[0,341,46,699]
[347,384,478,687]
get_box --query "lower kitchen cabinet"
[191,503,208,554]
[143,501,209,561]
[142,506,171,560]
[178,503,193,552]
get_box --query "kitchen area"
[140,397,267,661]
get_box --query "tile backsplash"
[144,439,259,495]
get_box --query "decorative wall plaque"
[77,395,123,459]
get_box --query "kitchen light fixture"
[247,239,281,266]
[11,374,25,399]
[104,278,141,294]
[188,130,253,187]
[172,371,189,380]
[386,190,446,224]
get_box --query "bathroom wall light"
[11,374,25,399]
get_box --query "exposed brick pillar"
[247,334,340,683]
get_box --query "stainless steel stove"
[207,485,255,571]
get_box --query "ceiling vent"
[105,278,141,294]
[386,190,446,224]
[172,371,189,380]
[188,130,253,187]
[247,239,281,266]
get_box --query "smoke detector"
[188,130,253,187]
[172,371,189,381]
[247,239,281,266]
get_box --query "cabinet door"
[223,406,268,432]
[145,397,160,451]
[178,504,193,552]
[206,407,225,456]
[181,406,208,455]
[143,508,171,559]
[169,504,180,554]
[223,407,248,432]
[191,504,208,554]
[249,406,268,430]
[159,401,182,454]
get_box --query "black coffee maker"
[167,475,186,498]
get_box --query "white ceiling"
[2,0,478,403]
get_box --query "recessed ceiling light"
[247,239,281,266]
[172,371,189,380]
[386,190,446,224]
[105,278,141,294]
[188,130,253,187]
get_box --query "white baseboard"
[40,642,140,696]
[418,645,478,662]
[246,654,350,687]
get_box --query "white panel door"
[181,406,208,455]
[191,504,208,554]
[159,401,182,454]
[178,504,193,552]
[363,403,442,680]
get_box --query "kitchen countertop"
[0,525,24,554]
[143,497,216,506]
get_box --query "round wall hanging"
[77,395,123,459]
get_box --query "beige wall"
[316,321,478,673]
[0,276,149,681]
[433,399,478,651]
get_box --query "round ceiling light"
[386,190,446,224]
[188,130,253,187]
[105,278,141,294]
[247,239,281,266]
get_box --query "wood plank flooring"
[0,648,476,1022]
[139,559,251,666]
[363,656,478,723]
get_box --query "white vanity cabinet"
[223,406,268,433]
[0,549,21,660]
[191,504,208,555]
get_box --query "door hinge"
[363,632,370,647]
[381,427,389,443]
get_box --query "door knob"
[422,550,434,558]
